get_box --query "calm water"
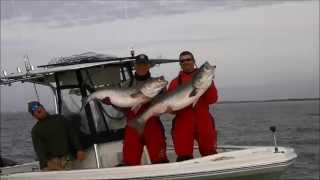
[1,100,319,179]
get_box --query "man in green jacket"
[29,101,85,170]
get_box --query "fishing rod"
[37,56,136,68]
[38,56,179,68]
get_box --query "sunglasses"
[180,58,193,63]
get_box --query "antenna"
[269,126,279,153]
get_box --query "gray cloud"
[0,0,317,112]
[1,0,212,27]
[1,0,308,28]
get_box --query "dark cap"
[28,101,43,114]
[135,54,149,64]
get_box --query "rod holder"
[130,47,135,57]
[269,126,279,153]
[2,69,8,77]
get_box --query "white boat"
[1,144,297,180]
[0,51,297,180]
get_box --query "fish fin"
[189,88,199,97]
[130,91,142,98]
[128,119,144,134]
[131,104,142,113]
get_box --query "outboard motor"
[269,126,279,153]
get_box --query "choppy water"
[1,100,319,179]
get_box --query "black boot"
[152,159,169,164]
[176,156,193,162]
[160,159,169,163]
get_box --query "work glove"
[102,97,112,105]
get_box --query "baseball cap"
[28,101,43,114]
[135,54,149,64]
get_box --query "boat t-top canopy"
[0,52,179,86]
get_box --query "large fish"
[128,61,216,133]
[82,76,168,112]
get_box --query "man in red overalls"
[168,51,218,161]
[122,54,168,165]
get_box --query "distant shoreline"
[1,98,319,114]
[217,98,320,104]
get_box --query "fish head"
[139,76,168,98]
[193,61,216,89]
[202,61,216,79]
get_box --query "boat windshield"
[60,88,125,135]
[54,65,127,146]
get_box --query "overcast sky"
[1,0,319,112]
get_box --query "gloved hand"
[102,97,112,105]
[76,150,86,161]
[166,106,176,114]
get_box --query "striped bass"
[83,76,168,111]
[128,61,216,133]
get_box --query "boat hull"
[0,145,297,180]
